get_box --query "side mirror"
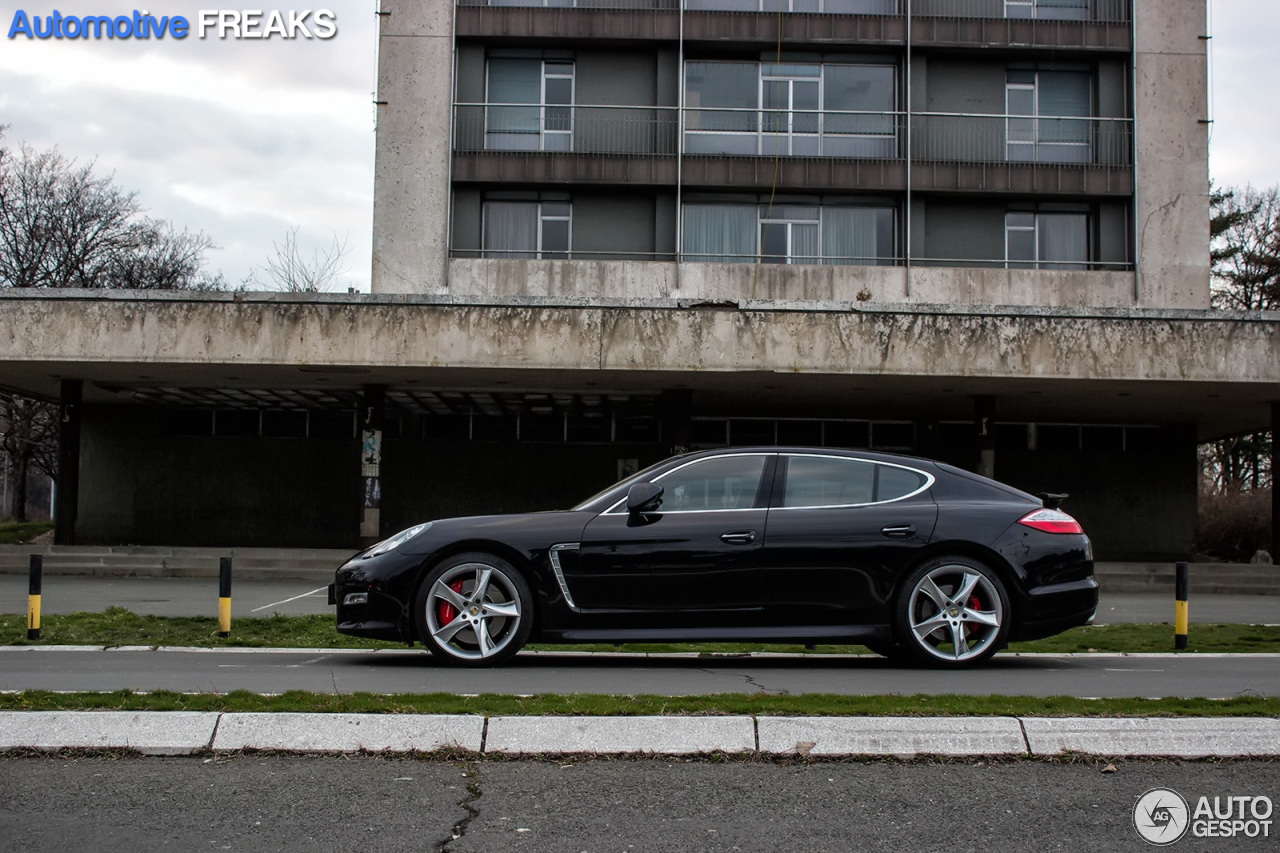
[626,482,664,515]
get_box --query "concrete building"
[0,0,1275,560]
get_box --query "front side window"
[1006,211,1088,270]
[651,455,768,512]
[483,201,571,259]
[486,59,574,152]
[1006,70,1092,163]
[684,203,894,265]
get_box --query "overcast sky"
[0,1,1274,290]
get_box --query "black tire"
[414,552,534,667]
[892,555,1011,669]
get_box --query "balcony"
[455,0,1130,50]
[452,103,1132,194]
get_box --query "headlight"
[364,522,431,558]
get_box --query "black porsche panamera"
[331,447,1098,668]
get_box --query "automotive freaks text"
[7,9,337,39]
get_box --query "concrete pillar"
[54,379,82,545]
[370,0,455,293]
[661,389,693,456]
[359,386,386,546]
[1133,0,1211,308]
[1273,402,1279,562]
[974,395,996,480]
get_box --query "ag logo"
[1134,788,1190,845]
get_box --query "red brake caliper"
[438,580,465,625]
[968,595,981,616]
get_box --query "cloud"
[1208,0,1280,188]
[1,0,376,290]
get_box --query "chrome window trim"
[602,452,777,515]
[770,453,936,511]
[548,543,581,612]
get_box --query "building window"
[483,201,572,259]
[485,59,574,152]
[1005,0,1088,20]
[1005,212,1088,270]
[685,0,898,13]
[684,61,897,158]
[1006,70,1092,163]
[685,203,894,265]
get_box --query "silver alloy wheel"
[906,565,1003,663]
[424,562,523,661]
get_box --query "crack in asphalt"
[701,667,791,696]
[439,761,482,853]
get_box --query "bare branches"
[0,393,58,521]
[0,138,220,291]
[1210,185,1280,311]
[246,226,351,292]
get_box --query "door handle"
[720,530,757,545]
[880,524,916,539]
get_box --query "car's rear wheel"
[415,552,533,667]
[893,557,1010,668]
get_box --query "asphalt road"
[2,646,1276,697]
[2,756,1277,852]
[1,574,1276,624]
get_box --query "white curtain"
[683,205,756,263]
[483,202,539,259]
[822,207,880,266]
[1038,213,1088,269]
[791,223,821,265]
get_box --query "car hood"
[396,510,593,556]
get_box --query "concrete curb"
[2,713,1279,757]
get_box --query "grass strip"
[0,522,53,545]
[0,689,1276,718]
[3,608,1280,654]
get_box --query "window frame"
[1004,209,1091,270]
[481,200,573,260]
[769,453,935,511]
[484,58,576,153]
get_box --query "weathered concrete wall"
[370,0,453,294]
[1134,0,1211,308]
[448,259,1138,307]
[0,292,1273,387]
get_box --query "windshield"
[570,457,677,511]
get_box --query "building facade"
[0,0,1274,561]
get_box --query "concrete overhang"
[0,290,1274,440]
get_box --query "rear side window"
[654,454,768,512]
[780,455,929,508]
[782,456,875,507]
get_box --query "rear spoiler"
[1036,492,1068,510]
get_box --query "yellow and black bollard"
[26,554,42,641]
[1175,561,1189,651]
[218,557,232,637]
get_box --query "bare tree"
[1210,185,1280,311]
[246,226,350,292]
[0,135,221,290]
[0,393,58,521]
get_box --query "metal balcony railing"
[454,104,1132,167]
[456,0,1129,21]
[912,113,1132,166]
[454,104,679,155]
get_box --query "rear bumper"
[1011,577,1099,642]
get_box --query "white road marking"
[249,587,329,613]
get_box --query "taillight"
[1018,508,1084,535]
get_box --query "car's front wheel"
[415,552,534,667]
[893,557,1010,668]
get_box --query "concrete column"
[974,395,996,480]
[1133,0,1211,308]
[1273,402,1279,562]
[359,386,386,546]
[661,390,693,456]
[370,0,455,293]
[53,379,82,545]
